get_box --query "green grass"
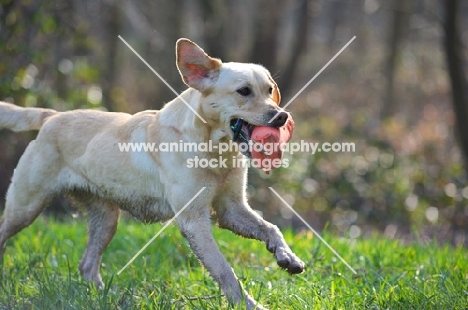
[0,216,467,309]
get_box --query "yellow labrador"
[0,39,304,309]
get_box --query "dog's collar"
[230,118,248,142]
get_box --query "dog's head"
[176,38,289,156]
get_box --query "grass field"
[0,216,467,309]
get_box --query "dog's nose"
[270,111,288,127]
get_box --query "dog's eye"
[236,87,252,96]
[268,87,273,94]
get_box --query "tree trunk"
[381,0,408,120]
[199,0,227,59]
[444,0,468,173]
[101,4,122,112]
[249,0,285,70]
[444,0,468,245]
[277,0,310,98]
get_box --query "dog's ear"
[268,74,281,105]
[176,38,222,92]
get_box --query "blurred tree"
[199,0,228,59]
[250,0,285,70]
[443,0,468,242]
[143,0,184,109]
[277,0,310,98]
[381,0,410,119]
[444,0,468,172]
[325,0,344,50]
[101,3,122,112]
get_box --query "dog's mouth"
[230,118,254,158]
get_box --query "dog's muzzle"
[230,112,290,158]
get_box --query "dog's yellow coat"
[0,39,304,310]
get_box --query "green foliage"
[1,217,467,309]
[248,93,467,241]
[0,0,105,111]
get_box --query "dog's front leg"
[177,210,266,310]
[216,198,305,274]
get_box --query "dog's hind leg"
[0,142,58,259]
[77,198,120,288]
[0,199,49,258]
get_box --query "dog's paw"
[79,258,105,289]
[275,248,305,274]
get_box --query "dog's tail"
[0,101,57,132]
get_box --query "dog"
[0,38,304,309]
